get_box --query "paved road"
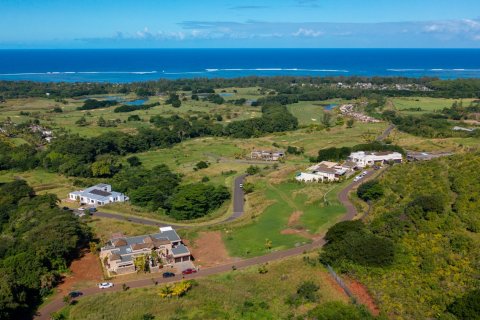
[376,124,395,141]
[89,175,247,228]
[35,173,364,320]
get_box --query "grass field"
[57,255,348,320]
[390,97,476,115]
[223,174,348,258]
[0,92,263,137]
[287,99,346,125]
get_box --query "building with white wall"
[348,151,403,168]
[69,184,128,206]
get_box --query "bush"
[357,180,384,201]
[447,289,480,320]
[325,220,365,243]
[195,161,209,170]
[307,301,376,320]
[405,194,445,219]
[321,221,394,267]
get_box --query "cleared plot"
[59,255,348,320]
[87,216,160,242]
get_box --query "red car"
[182,268,197,275]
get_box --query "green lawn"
[57,255,349,320]
[287,99,347,126]
[224,181,347,258]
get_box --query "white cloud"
[292,28,324,37]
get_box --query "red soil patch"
[187,231,242,268]
[287,211,303,226]
[320,272,349,301]
[345,278,380,316]
[57,250,103,294]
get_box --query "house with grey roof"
[68,184,128,206]
[100,226,192,275]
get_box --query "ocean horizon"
[1,48,480,83]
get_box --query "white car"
[239,183,243,188]
[362,171,368,175]
[98,282,114,289]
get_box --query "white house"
[296,161,355,183]
[348,151,403,168]
[69,184,129,206]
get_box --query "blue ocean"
[0,49,479,83]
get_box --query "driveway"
[83,174,247,228]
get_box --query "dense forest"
[1,76,480,100]
[321,154,480,319]
[0,180,91,319]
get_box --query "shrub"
[447,289,480,319]
[307,301,375,320]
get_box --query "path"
[87,174,247,228]
[35,173,365,320]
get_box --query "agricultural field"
[56,255,350,320]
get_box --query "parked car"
[68,291,83,298]
[162,272,175,278]
[362,171,368,175]
[239,183,243,188]
[98,282,114,289]
[182,268,197,275]
[78,207,85,212]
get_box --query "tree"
[127,156,142,167]
[322,112,332,128]
[246,165,260,175]
[167,184,230,220]
[346,119,355,128]
[75,116,88,127]
[357,181,384,201]
[91,155,121,177]
[97,116,106,127]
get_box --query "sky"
[1,0,480,48]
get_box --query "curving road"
[36,173,364,319]
[90,174,247,229]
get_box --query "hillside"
[323,154,480,319]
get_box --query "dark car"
[182,268,197,275]
[68,291,83,298]
[162,272,175,278]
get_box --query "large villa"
[100,226,192,276]
[68,184,129,206]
